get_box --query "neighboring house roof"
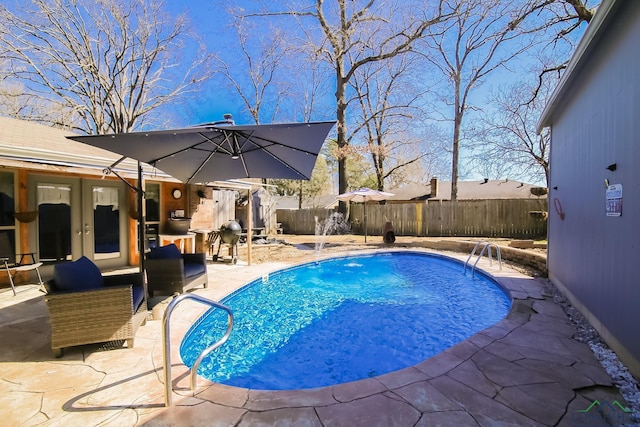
[388,179,547,201]
[538,0,619,130]
[274,194,338,210]
[0,117,174,180]
[275,179,545,209]
[387,182,431,201]
[313,194,339,209]
[273,195,299,210]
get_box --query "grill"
[209,220,242,264]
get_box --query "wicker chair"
[44,272,147,357]
[145,244,208,297]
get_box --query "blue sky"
[162,1,318,127]
[2,0,592,186]
[164,0,588,124]
[160,1,592,187]
[163,2,242,125]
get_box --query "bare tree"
[247,0,452,211]
[462,0,596,185]
[512,0,597,102]
[419,0,537,201]
[472,76,554,186]
[0,0,212,134]
[219,7,339,205]
[318,0,452,209]
[0,80,73,123]
[214,13,291,125]
[350,55,434,191]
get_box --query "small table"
[158,233,196,253]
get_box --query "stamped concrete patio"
[0,243,633,426]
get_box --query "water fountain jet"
[314,212,351,258]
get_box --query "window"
[0,171,15,227]
[144,183,160,250]
[145,183,160,222]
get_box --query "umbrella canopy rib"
[67,121,336,184]
[186,149,218,184]
[201,131,235,157]
[229,130,325,156]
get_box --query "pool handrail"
[162,293,234,407]
[464,241,502,277]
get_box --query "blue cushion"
[147,244,181,260]
[132,286,145,310]
[53,256,104,292]
[184,262,206,279]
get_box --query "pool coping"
[0,247,630,426]
[179,249,514,391]
[147,248,628,426]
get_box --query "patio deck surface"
[0,240,633,426]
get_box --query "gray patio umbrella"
[67,121,336,183]
[68,120,335,271]
[337,188,394,242]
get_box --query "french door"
[29,175,128,270]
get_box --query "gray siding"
[547,0,640,374]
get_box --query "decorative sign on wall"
[606,183,622,217]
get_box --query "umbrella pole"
[247,187,252,266]
[364,203,367,243]
[137,162,148,308]
[102,157,148,308]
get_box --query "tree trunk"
[336,65,349,213]
[451,77,462,201]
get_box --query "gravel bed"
[544,279,640,422]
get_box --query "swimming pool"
[180,251,511,390]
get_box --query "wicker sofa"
[44,256,147,357]
[145,243,208,297]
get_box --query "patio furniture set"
[3,241,208,357]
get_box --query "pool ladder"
[464,241,502,277]
[162,293,234,407]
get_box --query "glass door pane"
[0,171,15,227]
[37,184,72,262]
[92,186,121,260]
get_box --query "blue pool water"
[180,251,511,390]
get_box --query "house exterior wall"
[189,188,237,231]
[547,0,640,375]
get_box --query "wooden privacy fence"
[277,199,548,239]
[276,209,338,235]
